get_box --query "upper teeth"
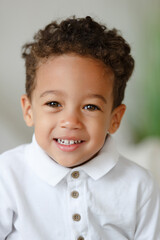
[57,139,82,145]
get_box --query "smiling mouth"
[55,139,84,145]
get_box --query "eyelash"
[46,102,101,111]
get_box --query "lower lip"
[54,140,83,152]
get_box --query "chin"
[57,158,84,168]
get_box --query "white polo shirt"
[0,135,160,240]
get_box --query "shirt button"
[71,171,80,179]
[77,237,84,240]
[72,213,81,221]
[71,191,79,198]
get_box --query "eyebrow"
[86,94,107,104]
[40,90,65,98]
[40,90,107,104]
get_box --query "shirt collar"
[79,136,119,180]
[25,134,119,187]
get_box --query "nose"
[60,110,83,130]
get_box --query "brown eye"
[84,104,100,111]
[46,101,61,108]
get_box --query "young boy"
[0,16,159,240]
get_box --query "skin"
[21,54,126,167]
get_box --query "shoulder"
[116,155,154,183]
[0,143,32,200]
[0,144,29,172]
[115,155,160,199]
[116,155,151,177]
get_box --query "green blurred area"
[131,12,160,143]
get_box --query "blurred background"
[0,0,160,184]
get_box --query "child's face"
[21,54,125,167]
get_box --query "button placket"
[71,171,81,223]
[67,170,87,239]
[71,171,80,207]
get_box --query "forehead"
[35,54,114,96]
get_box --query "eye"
[46,101,61,108]
[83,104,100,111]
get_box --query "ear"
[108,104,126,134]
[21,94,34,127]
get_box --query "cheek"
[34,113,57,136]
[87,116,109,138]
[34,109,53,124]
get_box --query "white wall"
[0,0,159,153]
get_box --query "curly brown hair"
[22,16,134,109]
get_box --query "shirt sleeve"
[0,178,14,239]
[134,176,160,240]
